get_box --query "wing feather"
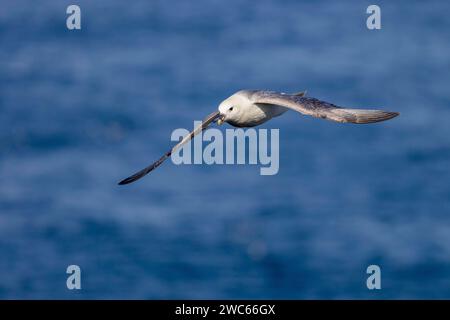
[118,111,220,185]
[251,91,399,124]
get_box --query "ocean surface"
[1,0,450,299]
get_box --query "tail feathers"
[337,108,400,124]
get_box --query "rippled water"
[1,0,450,298]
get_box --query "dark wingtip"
[117,172,145,185]
[117,152,172,186]
[353,110,400,124]
[384,111,400,121]
[118,177,134,185]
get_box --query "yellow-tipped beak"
[217,115,225,125]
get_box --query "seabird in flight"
[118,90,399,185]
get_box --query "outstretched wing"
[118,111,220,185]
[251,91,399,124]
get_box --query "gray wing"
[118,111,220,185]
[251,90,399,124]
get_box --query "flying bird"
[118,90,399,185]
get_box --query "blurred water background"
[1,0,450,299]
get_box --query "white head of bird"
[217,91,250,126]
[217,90,288,128]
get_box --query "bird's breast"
[228,103,287,127]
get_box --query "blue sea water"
[1,0,450,299]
